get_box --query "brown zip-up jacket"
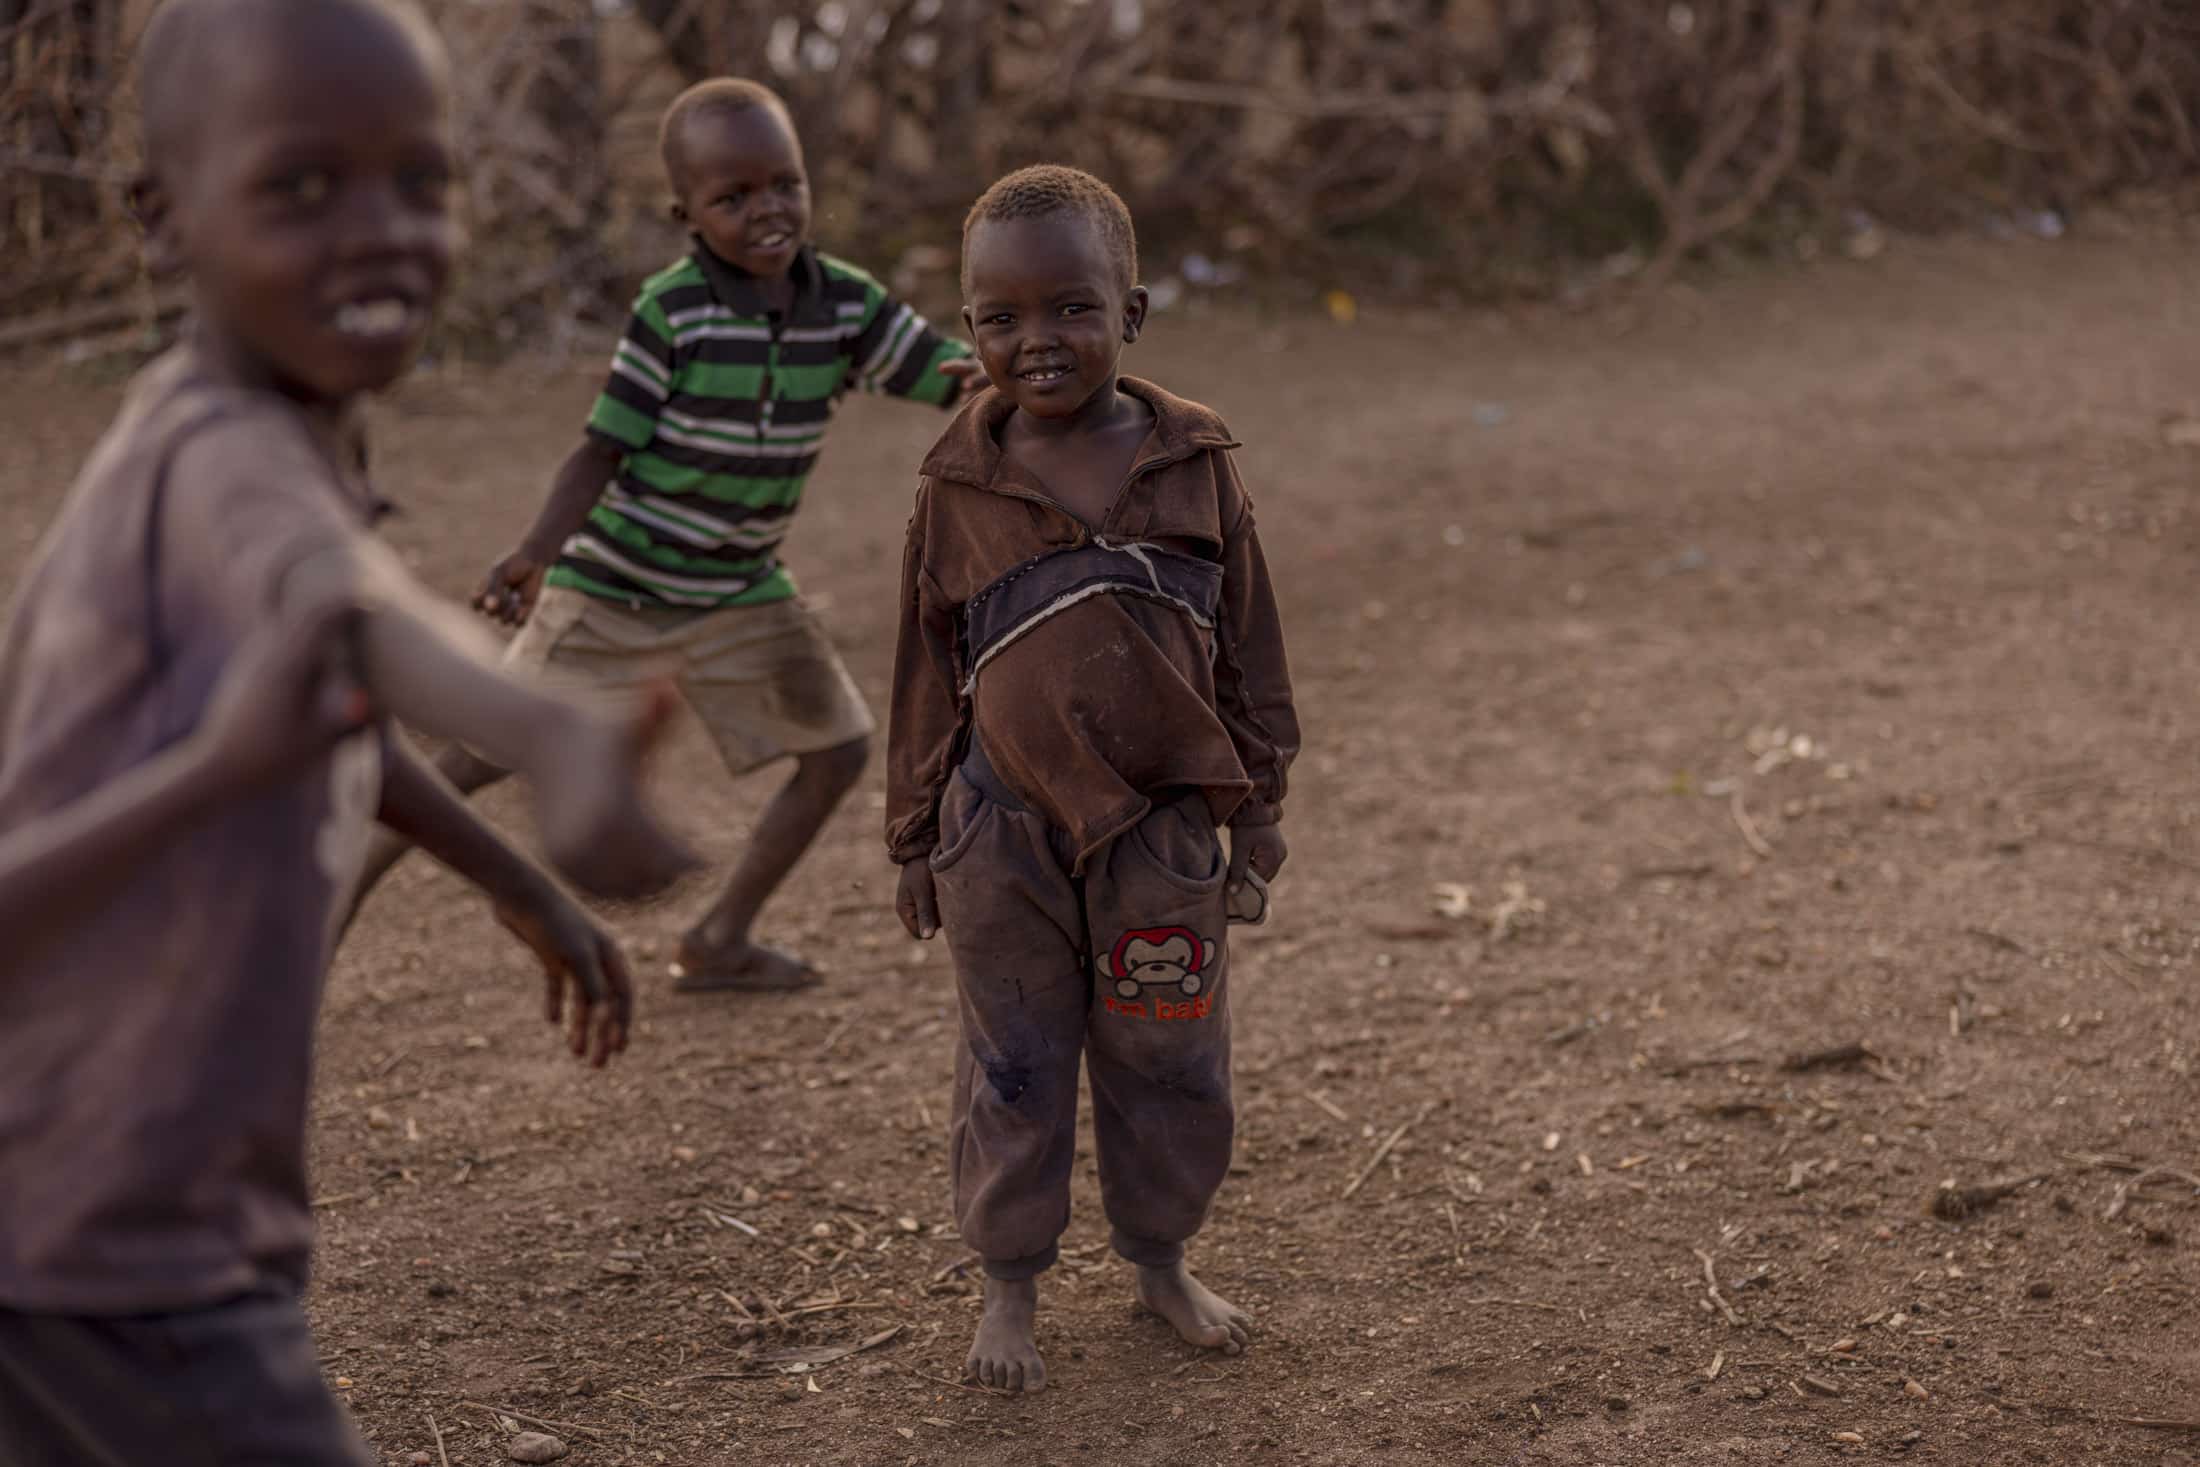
[886,376,1299,873]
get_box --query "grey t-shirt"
[0,345,388,1313]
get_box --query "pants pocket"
[1090,797,1232,1010]
[1127,794,1226,894]
[927,770,997,875]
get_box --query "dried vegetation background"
[5,1,2197,350]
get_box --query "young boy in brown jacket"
[887,165,1299,1393]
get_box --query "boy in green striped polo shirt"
[352,77,974,990]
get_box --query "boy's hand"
[896,857,940,940]
[529,681,701,901]
[493,890,634,1067]
[198,602,374,795]
[1227,825,1288,902]
[476,551,547,627]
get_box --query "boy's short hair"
[962,165,1139,298]
[659,77,792,191]
[137,0,436,177]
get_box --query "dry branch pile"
[5,0,2196,346]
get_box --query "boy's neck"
[189,318,359,452]
[1007,379,1141,443]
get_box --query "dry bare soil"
[4,231,2198,1466]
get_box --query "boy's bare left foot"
[1136,1261,1251,1355]
[670,934,818,992]
[967,1276,1045,1393]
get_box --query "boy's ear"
[1121,284,1149,344]
[129,174,182,279]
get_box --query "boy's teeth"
[335,300,413,337]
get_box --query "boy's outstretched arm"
[279,533,693,902]
[0,603,369,966]
[850,281,979,408]
[373,740,634,1066]
[476,435,624,627]
[478,284,669,628]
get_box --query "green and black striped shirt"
[553,243,969,608]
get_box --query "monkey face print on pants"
[1099,926,1216,1000]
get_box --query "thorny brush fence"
[5,0,2197,353]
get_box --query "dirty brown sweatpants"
[931,750,1235,1281]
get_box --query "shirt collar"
[918,375,1240,490]
[690,237,826,320]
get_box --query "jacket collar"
[919,376,1238,490]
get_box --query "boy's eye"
[1060,303,1092,316]
[983,312,1014,327]
[270,169,332,207]
[717,191,746,210]
[400,165,452,208]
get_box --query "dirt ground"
[6,229,2199,1466]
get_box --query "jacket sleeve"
[884,480,968,861]
[1212,451,1300,826]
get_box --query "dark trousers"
[0,1291,371,1467]
[932,752,1236,1280]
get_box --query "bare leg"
[341,741,511,934]
[673,735,868,991]
[967,1276,1045,1393]
[1136,1261,1252,1355]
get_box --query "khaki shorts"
[506,587,875,775]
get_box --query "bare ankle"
[985,1274,1038,1308]
[681,915,749,955]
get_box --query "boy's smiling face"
[962,210,1146,423]
[140,1,457,408]
[672,104,811,280]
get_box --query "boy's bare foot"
[1136,1262,1251,1355]
[670,934,818,992]
[967,1276,1045,1393]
